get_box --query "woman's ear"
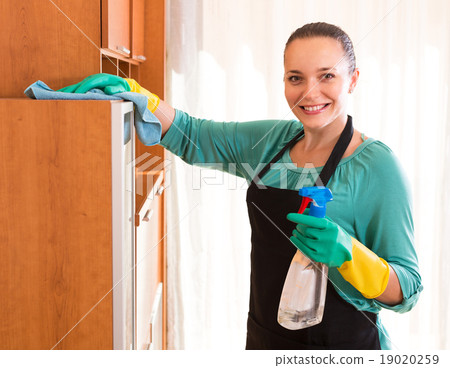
[348,68,360,93]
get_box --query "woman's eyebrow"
[286,69,303,74]
[317,67,337,72]
[286,67,337,74]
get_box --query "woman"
[141,22,422,349]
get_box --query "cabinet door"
[131,0,145,61]
[135,172,165,349]
[0,100,116,349]
[102,0,131,56]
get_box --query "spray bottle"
[277,186,333,330]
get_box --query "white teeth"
[303,104,327,111]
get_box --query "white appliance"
[111,102,136,350]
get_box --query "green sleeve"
[159,109,302,181]
[352,142,423,312]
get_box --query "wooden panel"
[118,60,131,78]
[102,55,119,75]
[130,64,140,80]
[102,0,130,56]
[140,0,165,100]
[138,0,167,349]
[131,0,145,61]
[0,100,114,349]
[135,0,166,200]
[0,0,101,98]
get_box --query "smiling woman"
[139,19,424,349]
[279,26,407,314]
[159,0,450,351]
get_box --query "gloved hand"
[287,213,352,267]
[58,73,131,95]
[287,213,390,299]
[58,74,160,113]
[124,78,160,113]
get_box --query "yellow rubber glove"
[338,237,390,299]
[124,78,160,113]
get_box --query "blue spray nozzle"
[298,186,333,218]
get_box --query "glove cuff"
[337,237,390,299]
[125,78,160,113]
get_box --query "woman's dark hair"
[285,22,356,74]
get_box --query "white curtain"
[164,0,450,349]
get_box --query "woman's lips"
[300,103,330,114]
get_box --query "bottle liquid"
[277,187,333,330]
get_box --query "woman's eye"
[323,73,335,80]
[288,76,301,83]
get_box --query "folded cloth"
[24,80,161,146]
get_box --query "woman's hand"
[124,78,175,136]
[58,73,130,94]
[59,74,176,137]
[286,213,353,267]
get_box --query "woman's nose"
[302,79,321,100]
[294,81,320,105]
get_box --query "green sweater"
[160,109,423,349]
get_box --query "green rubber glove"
[58,73,131,95]
[286,213,352,267]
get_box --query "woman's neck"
[301,116,348,152]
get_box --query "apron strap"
[316,115,354,186]
[251,116,354,187]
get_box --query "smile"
[301,103,330,112]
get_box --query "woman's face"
[284,37,359,130]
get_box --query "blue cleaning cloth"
[24,80,161,146]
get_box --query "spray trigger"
[298,197,312,214]
[297,186,333,218]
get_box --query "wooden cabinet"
[0,0,167,349]
[0,0,162,96]
[102,0,131,57]
[131,0,146,61]
[0,0,167,175]
[0,99,167,350]
[0,100,135,349]
[0,0,101,97]
[0,0,167,192]
[101,0,146,61]
[100,0,149,81]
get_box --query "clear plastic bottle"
[277,186,332,330]
[277,250,328,329]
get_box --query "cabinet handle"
[156,185,165,196]
[136,55,147,61]
[117,45,131,55]
[142,209,154,222]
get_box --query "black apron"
[245,116,381,349]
